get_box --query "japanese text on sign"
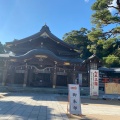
[68,84,82,115]
[90,70,99,96]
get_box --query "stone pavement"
[0,93,120,120]
[57,95,120,120]
[0,93,69,120]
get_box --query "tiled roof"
[98,67,120,72]
[10,48,82,63]
[6,25,75,50]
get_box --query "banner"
[78,73,82,86]
[90,70,99,96]
[68,84,82,115]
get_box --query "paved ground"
[0,93,68,120]
[0,93,120,120]
[57,95,120,120]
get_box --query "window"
[90,63,97,70]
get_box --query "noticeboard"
[105,83,120,94]
[68,84,82,115]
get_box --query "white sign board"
[78,73,82,86]
[90,70,99,96]
[68,84,82,115]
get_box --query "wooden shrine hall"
[0,25,101,88]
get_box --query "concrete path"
[0,93,69,120]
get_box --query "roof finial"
[45,22,47,26]
[40,23,50,32]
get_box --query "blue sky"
[0,0,96,44]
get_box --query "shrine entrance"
[31,73,51,87]
[56,75,68,86]
[14,73,24,84]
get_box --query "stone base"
[23,84,26,87]
[2,82,5,86]
[53,85,56,88]
[90,96,99,99]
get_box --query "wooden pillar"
[11,67,15,85]
[88,63,90,87]
[28,69,33,86]
[53,62,57,88]
[2,60,8,86]
[72,65,76,84]
[2,69,7,86]
[23,63,28,87]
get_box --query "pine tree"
[87,0,120,67]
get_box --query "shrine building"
[0,25,101,88]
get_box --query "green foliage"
[103,38,116,49]
[88,29,103,42]
[63,28,92,59]
[88,0,120,67]
[92,0,113,10]
[103,55,120,67]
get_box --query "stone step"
[0,85,104,96]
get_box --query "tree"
[63,28,92,59]
[87,0,120,67]
[0,42,5,54]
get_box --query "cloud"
[108,0,117,13]
[84,0,89,2]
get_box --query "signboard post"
[68,84,82,115]
[90,70,99,99]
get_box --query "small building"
[99,67,120,83]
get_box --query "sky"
[0,0,115,44]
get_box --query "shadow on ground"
[56,95,120,106]
[0,93,63,120]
